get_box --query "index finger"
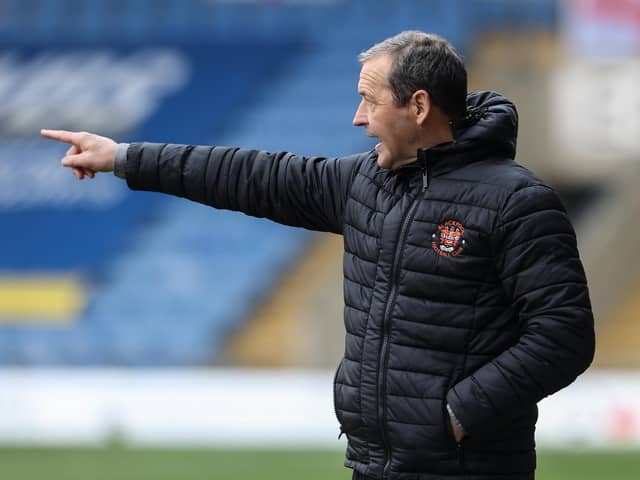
[40,129,83,144]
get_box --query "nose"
[353,99,368,127]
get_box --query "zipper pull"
[338,426,345,439]
[417,147,429,191]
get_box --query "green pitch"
[0,447,638,480]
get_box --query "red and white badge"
[432,219,466,257]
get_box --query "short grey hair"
[359,31,467,119]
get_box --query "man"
[42,31,595,480]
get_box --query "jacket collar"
[376,90,518,181]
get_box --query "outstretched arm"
[41,130,364,234]
[124,142,363,233]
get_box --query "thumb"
[61,151,92,168]
[66,144,80,156]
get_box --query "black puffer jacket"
[125,91,595,480]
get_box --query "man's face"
[353,54,418,169]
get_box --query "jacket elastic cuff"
[113,142,130,179]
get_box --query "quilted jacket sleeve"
[125,143,363,234]
[446,184,595,436]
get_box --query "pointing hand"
[41,129,117,180]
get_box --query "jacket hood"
[449,90,518,159]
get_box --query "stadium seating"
[0,0,558,365]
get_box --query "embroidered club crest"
[432,220,466,257]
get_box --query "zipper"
[421,165,429,191]
[377,154,429,479]
[419,147,430,191]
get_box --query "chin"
[376,153,394,170]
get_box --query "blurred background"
[0,0,639,478]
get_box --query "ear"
[411,90,431,125]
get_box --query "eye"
[364,96,376,108]
[359,93,373,105]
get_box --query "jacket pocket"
[442,400,466,469]
[333,359,345,426]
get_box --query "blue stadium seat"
[0,0,557,366]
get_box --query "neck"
[421,117,454,148]
[392,120,454,169]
